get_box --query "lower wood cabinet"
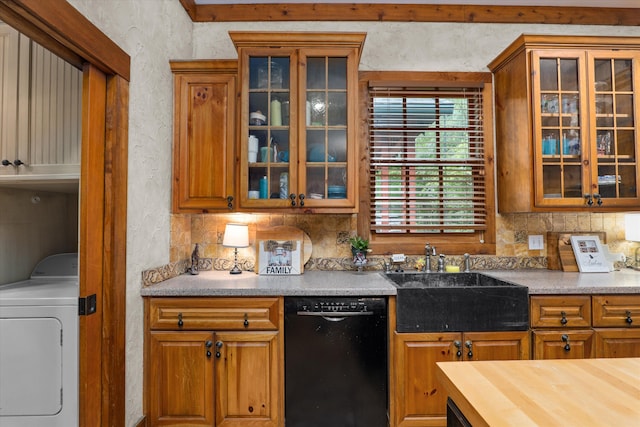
[145,297,283,427]
[594,329,640,358]
[532,329,595,359]
[530,294,640,360]
[149,331,215,426]
[392,330,529,427]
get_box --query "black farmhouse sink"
[384,272,529,333]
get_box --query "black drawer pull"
[562,334,571,352]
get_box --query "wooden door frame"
[0,1,130,425]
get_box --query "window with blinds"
[369,86,487,235]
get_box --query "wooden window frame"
[358,71,496,256]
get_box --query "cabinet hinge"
[78,294,97,316]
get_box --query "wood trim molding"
[0,0,130,80]
[79,63,107,427]
[182,3,637,25]
[102,73,129,427]
[169,59,238,73]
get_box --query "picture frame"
[256,229,304,275]
[569,235,610,273]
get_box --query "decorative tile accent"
[514,230,527,244]
[142,258,212,287]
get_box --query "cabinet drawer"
[532,329,594,359]
[592,295,640,328]
[530,295,591,328]
[149,297,280,330]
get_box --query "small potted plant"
[349,235,370,266]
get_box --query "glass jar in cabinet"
[231,32,366,213]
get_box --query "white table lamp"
[223,223,249,274]
[625,213,640,270]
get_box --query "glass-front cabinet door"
[301,51,352,208]
[532,49,640,208]
[588,51,639,207]
[232,32,365,212]
[245,52,295,208]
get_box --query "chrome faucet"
[424,244,436,273]
[437,254,446,273]
[464,253,471,273]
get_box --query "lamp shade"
[223,223,249,248]
[625,213,640,242]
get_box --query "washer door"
[0,317,63,416]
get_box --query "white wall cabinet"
[0,24,82,183]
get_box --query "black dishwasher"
[284,296,388,427]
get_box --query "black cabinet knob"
[298,193,305,207]
[561,334,571,352]
[560,311,568,325]
[594,193,603,206]
[626,311,633,325]
[177,313,184,328]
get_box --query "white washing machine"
[0,253,78,427]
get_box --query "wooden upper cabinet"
[171,60,237,212]
[489,35,640,212]
[230,32,365,213]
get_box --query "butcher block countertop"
[436,358,640,427]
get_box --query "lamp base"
[229,248,242,274]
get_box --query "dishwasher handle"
[296,311,374,322]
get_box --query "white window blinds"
[368,86,487,234]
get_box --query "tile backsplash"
[159,211,638,280]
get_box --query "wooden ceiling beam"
[186,3,638,25]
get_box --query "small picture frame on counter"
[256,229,304,275]
[570,235,610,273]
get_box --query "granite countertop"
[483,268,640,294]
[140,270,397,297]
[140,268,640,297]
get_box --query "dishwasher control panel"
[287,297,386,314]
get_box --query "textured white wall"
[192,21,640,70]
[51,3,640,425]
[64,0,193,425]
